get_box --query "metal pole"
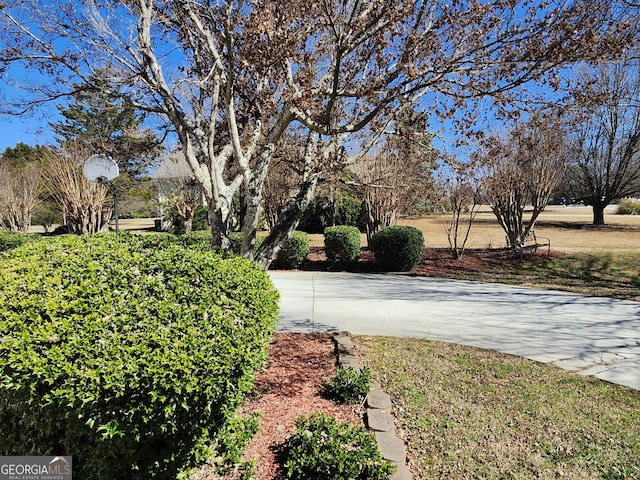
[105,181,119,235]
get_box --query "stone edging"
[331,331,413,480]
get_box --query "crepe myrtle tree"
[0,1,637,268]
[478,113,570,248]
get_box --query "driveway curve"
[268,271,640,391]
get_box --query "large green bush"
[299,195,365,233]
[285,413,395,480]
[373,225,425,271]
[0,234,279,479]
[324,225,361,265]
[617,198,640,215]
[276,230,310,269]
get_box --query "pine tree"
[51,73,161,178]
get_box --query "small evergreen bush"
[285,413,395,480]
[0,234,279,479]
[373,225,425,271]
[617,198,640,215]
[324,225,361,265]
[229,232,265,255]
[276,230,310,269]
[327,366,372,404]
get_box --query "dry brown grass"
[306,205,640,252]
[357,336,640,480]
[399,205,640,253]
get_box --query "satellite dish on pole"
[83,154,119,183]
[83,154,120,234]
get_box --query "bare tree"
[0,161,40,231]
[152,151,203,233]
[262,136,305,230]
[1,0,637,267]
[562,57,640,225]
[479,114,569,247]
[41,144,113,235]
[437,164,483,259]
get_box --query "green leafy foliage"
[617,198,640,215]
[299,195,365,233]
[0,231,41,253]
[276,230,310,269]
[327,367,372,404]
[229,232,265,255]
[373,225,425,271]
[324,226,361,265]
[285,413,395,480]
[0,234,279,479]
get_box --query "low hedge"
[276,230,310,269]
[324,226,361,265]
[0,234,279,479]
[0,231,41,253]
[373,225,425,271]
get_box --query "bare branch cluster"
[478,114,569,246]
[40,143,113,235]
[1,0,638,266]
[0,161,40,231]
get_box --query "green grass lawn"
[357,336,640,480]
[443,250,640,302]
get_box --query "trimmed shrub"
[0,234,279,480]
[299,195,365,234]
[276,230,310,269]
[229,232,265,256]
[285,413,396,480]
[324,225,361,265]
[0,231,41,253]
[373,225,425,271]
[327,366,372,405]
[617,198,640,215]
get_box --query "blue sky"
[0,62,62,151]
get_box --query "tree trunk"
[254,176,319,269]
[592,204,606,225]
[208,198,231,249]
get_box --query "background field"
[99,204,640,253]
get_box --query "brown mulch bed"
[302,246,553,276]
[239,333,362,480]
[225,248,552,479]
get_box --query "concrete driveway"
[268,271,640,391]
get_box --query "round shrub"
[285,413,396,480]
[373,225,425,271]
[324,225,361,265]
[326,366,372,404]
[0,234,279,480]
[229,232,265,256]
[617,197,640,215]
[276,230,310,269]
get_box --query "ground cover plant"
[357,336,640,480]
[285,413,396,480]
[0,233,279,479]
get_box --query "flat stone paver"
[366,409,395,432]
[269,271,640,391]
